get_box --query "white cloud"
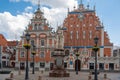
[22,0,78,9]
[25,6,33,12]
[4,0,78,40]
[42,7,67,30]
[0,12,32,40]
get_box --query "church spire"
[38,0,40,10]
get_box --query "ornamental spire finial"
[38,0,40,10]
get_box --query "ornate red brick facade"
[63,3,113,57]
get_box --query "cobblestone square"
[1,70,120,80]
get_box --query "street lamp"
[75,49,80,75]
[31,45,36,74]
[23,31,30,80]
[92,36,99,80]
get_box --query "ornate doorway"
[75,59,81,71]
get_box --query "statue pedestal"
[49,49,69,77]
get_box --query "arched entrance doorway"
[75,59,81,71]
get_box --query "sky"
[0,0,120,46]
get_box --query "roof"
[7,41,18,46]
[0,34,7,46]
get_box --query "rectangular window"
[89,31,92,39]
[30,62,33,68]
[83,31,85,39]
[70,31,73,39]
[40,62,45,68]
[20,52,25,58]
[30,53,33,58]
[31,40,34,46]
[41,39,45,47]
[40,52,45,58]
[76,31,79,39]
[51,51,54,57]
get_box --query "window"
[70,18,73,20]
[83,24,85,27]
[113,50,117,57]
[30,53,33,58]
[41,39,45,46]
[40,52,45,58]
[40,62,45,68]
[31,40,34,46]
[70,25,73,27]
[70,31,73,39]
[76,31,79,39]
[76,24,79,27]
[99,63,104,70]
[30,62,33,68]
[89,31,92,39]
[89,63,94,70]
[51,52,54,57]
[83,31,85,39]
[89,24,92,26]
[20,52,25,58]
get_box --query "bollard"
[89,71,92,75]
[88,75,92,80]
[38,76,42,80]
[10,73,14,78]
[104,73,107,79]
[41,70,43,74]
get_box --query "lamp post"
[23,31,30,80]
[31,45,36,74]
[92,36,99,80]
[75,49,80,75]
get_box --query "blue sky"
[0,0,120,46]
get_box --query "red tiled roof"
[0,34,7,46]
